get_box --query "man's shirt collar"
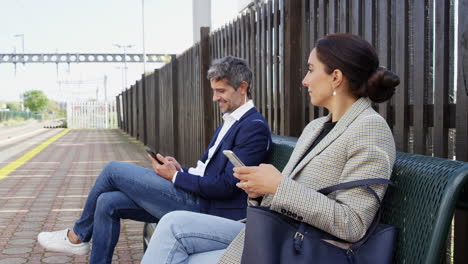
[222,100,254,122]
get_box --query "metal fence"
[67,101,117,129]
[117,0,467,262]
[0,110,42,122]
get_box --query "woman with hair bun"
[141,33,400,264]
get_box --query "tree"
[5,102,20,111]
[46,100,66,118]
[23,90,49,113]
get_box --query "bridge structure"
[0,53,174,64]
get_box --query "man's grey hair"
[207,56,252,97]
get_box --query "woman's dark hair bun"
[366,67,400,103]
[316,34,400,103]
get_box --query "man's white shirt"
[172,100,255,183]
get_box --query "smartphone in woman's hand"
[223,150,245,167]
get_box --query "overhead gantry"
[0,53,173,64]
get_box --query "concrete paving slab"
[0,129,151,263]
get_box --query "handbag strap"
[294,178,393,253]
[317,178,393,205]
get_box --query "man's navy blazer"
[173,107,271,220]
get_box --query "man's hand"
[233,164,283,195]
[148,153,177,182]
[165,156,182,171]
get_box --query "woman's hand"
[233,164,283,195]
[241,186,264,199]
[148,153,177,182]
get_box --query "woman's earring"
[332,90,336,96]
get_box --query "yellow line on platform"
[0,161,59,164]
[0,129,71,181]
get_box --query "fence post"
[199,27,213,148]
[411,0,427,155]
[393,0,409,152]
[432,0,449,158]
[123,90,127,132]
[454,0,468,262]
[170,55,179,158]
[133,85,138,138]
[105,102,108,128]
[144,74,148,144]
[126,89,130,133]
[281,0,303,137]
[153,69,160,151]
[66,102,71,128]
[129,87,133,136]
[140,75,147,144]
[455,0,468,163]
[116,95,120,128]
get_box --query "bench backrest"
[266,134,298,171]
[268,134,468,264]
[382,153,468,263]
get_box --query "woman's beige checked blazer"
[218,97,396,263]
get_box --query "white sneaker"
[37,229,90,255]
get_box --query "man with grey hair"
[38,56,272,264]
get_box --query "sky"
[0,0,242,103]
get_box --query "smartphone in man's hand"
[145,148,164,165]
[223,150,245,167]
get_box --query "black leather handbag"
[241,179,397,264]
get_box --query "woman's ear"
[331,69,344,89]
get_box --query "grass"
[0,118,37,127]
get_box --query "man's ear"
[238,81,249,95]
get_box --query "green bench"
[143,134,468,263]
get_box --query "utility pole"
[14,34,25,111]
[13,47,17,76]
[113,44,134,89]
[104,75,108,102]
[142,0,146,74]
[192,0,211,43]
[14,34,24,64]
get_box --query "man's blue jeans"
[73,161,202,264]
[141,211,244,264]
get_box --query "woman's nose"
[302,76,308,87]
